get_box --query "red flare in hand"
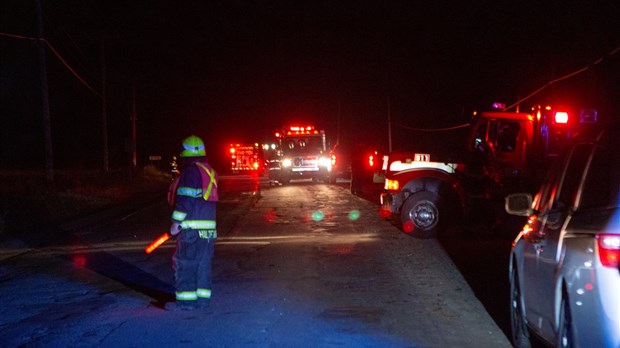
[145,233,171,254]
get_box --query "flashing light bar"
[286,130,320,135]
[289,125,314,131]
[580,109,598,123]
[284,125,319,136]
[492,102,506,110]
[230,143,259,148]
[276,125,321,136]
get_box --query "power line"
[2,30,146,119]
[505,44,620,111]
[0,31,102,98]
[388,45,620,133]
[394,122,470,132]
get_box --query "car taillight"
[597,234,620,268]
[368,155,375,168]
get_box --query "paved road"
[0,175,511,347]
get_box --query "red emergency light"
[285,125,318,135]
[492,102,506,110]
[554,111,569,124]
[290,125,314,131]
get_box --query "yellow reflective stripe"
[172,210,187,221]
[195,162,217,200]
[180,220,216,229]
[197,288,212,299]
[176,291,197,301]
[196,163,217,187]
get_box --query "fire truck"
[268,125,335,184]
[229,143,264,174]
[380,104,599,238]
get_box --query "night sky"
[2,1,620,171]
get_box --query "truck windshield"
[471,119,520,153]
[284,136,324,154]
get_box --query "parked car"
[505,124,620,348]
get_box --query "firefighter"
[165,135,219,311]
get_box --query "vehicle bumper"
[278,167,332,180]
[569,265,620,348]
[380,192,402,214]
[291,167,329,175]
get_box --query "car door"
[521,155,564,333]
[522,144,593,338]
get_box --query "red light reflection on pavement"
[264,208,277,223]
[402,221,415,234]
[73,254,87,267]
[335,245,352,254]
[378,208,391,218]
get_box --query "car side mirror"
[505,193,533,216]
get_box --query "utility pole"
[35,0,54,185]
[336,99,341,147]
[387,96,392,152]
[131,81,137,168]
[101,37,109,173]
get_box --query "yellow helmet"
[181,135,206,157]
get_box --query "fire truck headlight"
[282,159,292,167]
[385,179,399,191]
[318,157,332,169]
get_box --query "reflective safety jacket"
[171,160,218,233]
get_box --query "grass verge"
[0,165,171,240]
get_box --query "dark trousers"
[172,229,215,302]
